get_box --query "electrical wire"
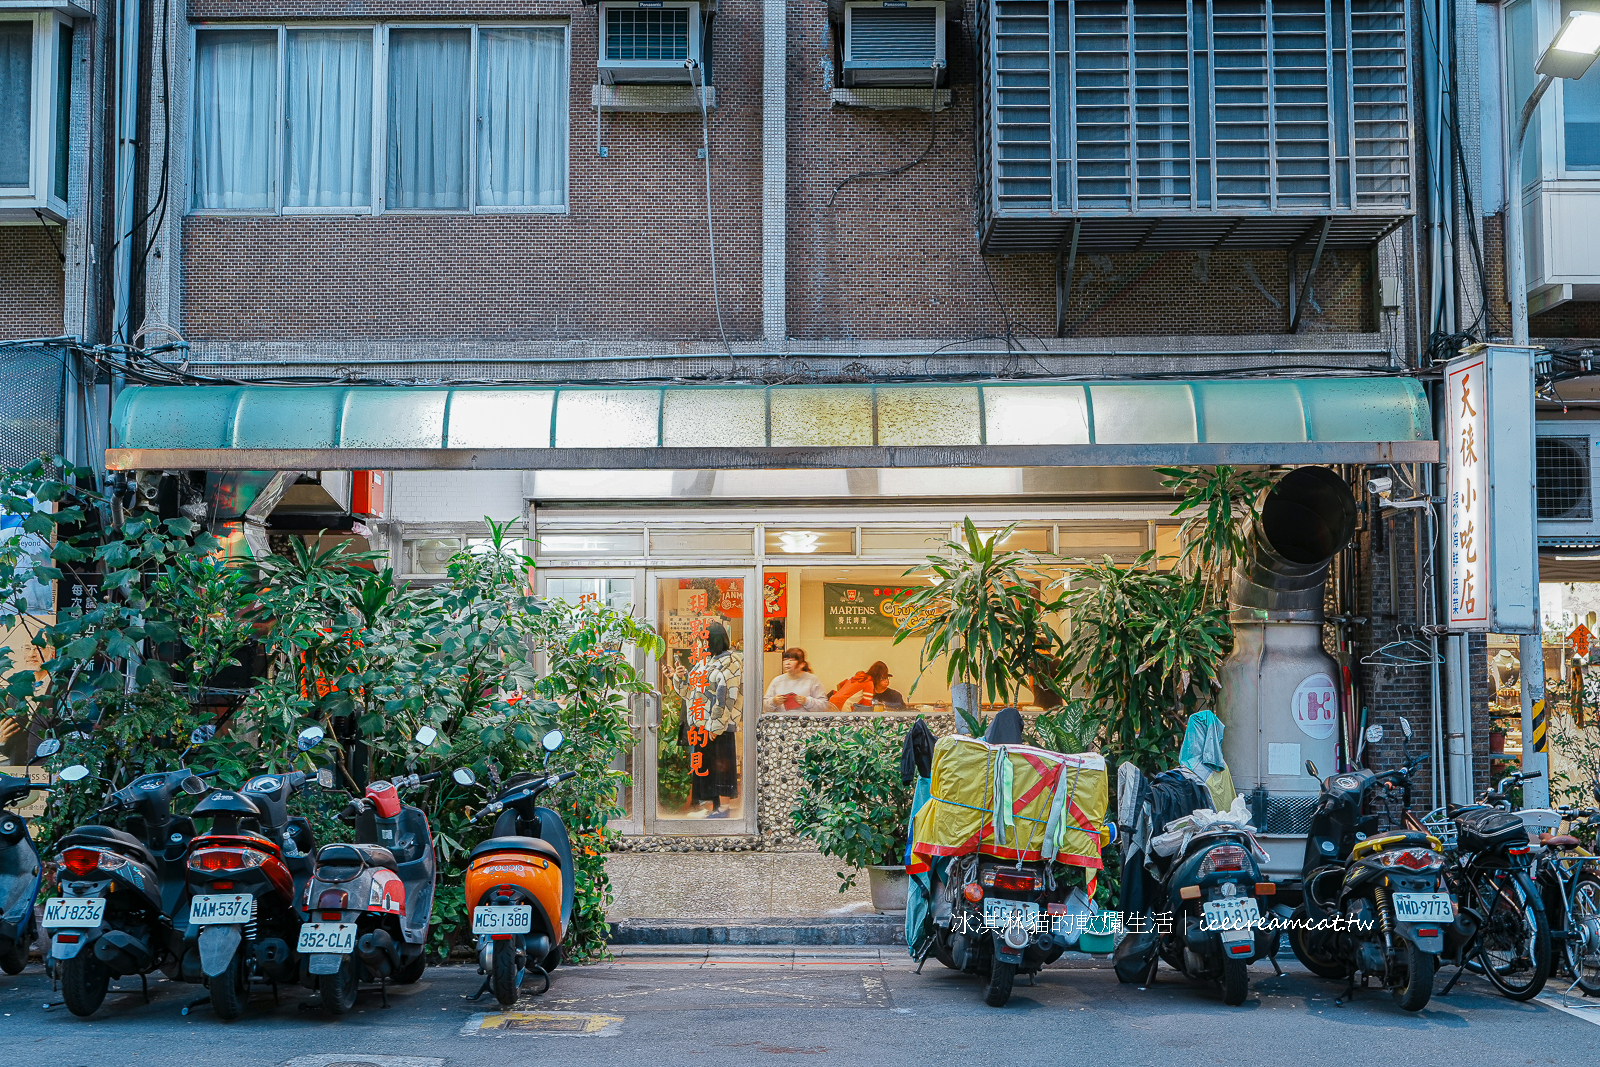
[688,59,732,358]
[827,64,943,209]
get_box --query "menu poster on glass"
[763,573,787,652]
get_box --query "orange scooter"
[456,729,574,1007]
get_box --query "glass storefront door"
[537,569,645,834]
[646,572,757,834]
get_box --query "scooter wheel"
[1221,958,1248,1006]
[1393,939,1435,1012]
[1287,905,1351,980]
[490,942,521,1008]
[393,952,426,985]
[210,949,250,1021]
[0,938,28,975]
[320,959,360,1015]
[982,960,1016,1007]
[61,953,110,1017]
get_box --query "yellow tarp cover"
[911,735,1107,869]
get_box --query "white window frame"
[188,20,571,217]
[0,8,74,220]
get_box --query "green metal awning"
[105,379,1437,471]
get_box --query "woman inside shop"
[673,620,742,818]
[829,661,906,710]
[764,648,828,712]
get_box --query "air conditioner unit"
[598,1,704,86]
[842,1,946,88]
[1536,423,1600,540]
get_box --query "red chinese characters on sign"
[1447,356,1490,628]
[1571,624,1593,658]
[764,573,787,618]
[716,578,744,616]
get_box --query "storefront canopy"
[105,379,1437,471]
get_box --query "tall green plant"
[1154,465,1280,606]
[893,519,1066,709]
[1056,553,1230,772]
[791,719,914,890]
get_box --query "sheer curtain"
[0,21,34,188]
[192,30,277,210]
[386,28,469,210]
[477,28,567,208]
[286,30,372,207]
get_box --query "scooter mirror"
[32,738,61,761]
[452,767,477,787]
[316,767,337,790]
[1399,717,1413,739]
[296,725,327,751]
[1365,724,1384,744]
[541,730,565,753]
[180,775,208,796]
[415,725,439,747]
[190,725,216,746]
[1304,759,1320,780]
[59,764,91,783]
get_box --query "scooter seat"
[57,825,156,870]
[317,842,398,871]
[470,836,562,865]
[1540,833,1581,849]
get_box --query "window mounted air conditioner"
[1536,423,1600,540]
[842,0,945,88]
[598,1,703,86]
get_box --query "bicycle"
[1527,801,1600,996]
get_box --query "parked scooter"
[179,726,325,1019]
[460,729,575,1007]
[922,711,1069,1007]
[44,757,212,1015]
[299,727,441,1013]
[1289,725,1457,1011]
[1149,809,1277,1005]
[0,740,61,975]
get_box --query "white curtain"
[477,28,567,208]
[386,28,469,210]
[286,30,372,207]
[0,21,35,188]
[191,30,277,210]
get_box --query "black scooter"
[0,740,59,975]
[45,759,211,1016]
[1289,722,1459,1011]
[179,726,325,1019]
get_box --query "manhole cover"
[463,1011,623,1037]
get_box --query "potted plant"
[791,719,915,910]
[892,519,1067,723]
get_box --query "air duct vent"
[1538,436,1593,520]
[598,1,703,85]
[843,1,947,87]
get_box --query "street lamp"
[1506,10,1600,346]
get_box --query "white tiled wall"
[387,471,527,524]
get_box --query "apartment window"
[1564,2,1600,170]
[0,12,73,217]
[191,23,569,214]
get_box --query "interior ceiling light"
[778,531,821,554]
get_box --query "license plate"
[981,898,1041,932]
[1202,897,1261,942]
[1392,891,1453,922]
[41,897,105,929]
[190,893,253,925]
[297,922,357,953]
[472,905,533,935]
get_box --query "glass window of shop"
[655,576,750,824]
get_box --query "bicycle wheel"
[1477,869,1551,1001]
[1572,873,1600,996]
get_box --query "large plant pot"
[867,865,909,913]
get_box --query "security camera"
[1367,476,1393,496]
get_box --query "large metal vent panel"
[976,0,1413,253]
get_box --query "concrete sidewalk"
[605,850,876,920]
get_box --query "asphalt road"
[4,948,1599,1067]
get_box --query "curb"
[609,916,907,946]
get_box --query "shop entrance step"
[608,916,906,946]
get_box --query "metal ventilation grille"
[1537,436,1593,520]
[977,0,1413,252]
[850,7,941,63]
[0,345,65,470]
[606,8,690,61]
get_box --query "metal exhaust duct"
[1217,466,1357,879]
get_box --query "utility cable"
[828,64,943,209]
[688,59,732,357]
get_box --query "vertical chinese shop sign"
[1444,347,1536,633]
